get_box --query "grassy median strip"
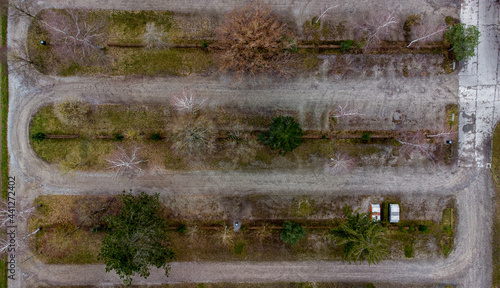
[1,1,8,200]
[0,4,8,287]
[491,124,500,286]
[29,195,452,265]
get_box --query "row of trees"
[12,1,480,78]
[95,192,389,285]
[42,96,455,176]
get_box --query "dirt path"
[5,0,495,287]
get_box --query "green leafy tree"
[280,221,306,245]
[98,192,174,286]
[445,23,480,61]
[331,206,388,265]
[258,116,303,153]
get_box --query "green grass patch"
[0,255,5,288]
[30,104,397,173]
[1,3,8,201]
[404,241,414,258]
[31,195,449,264]
[491,123,500,286]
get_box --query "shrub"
[403,14,422,32]
[170,114,216,157]
[150,133,162,141]
[280,221,306,245]
[54,100,91,126]
[234,242,245,255]
[113,133,124,141]
[361,133,371,142]
[340,40,356,52]
[418,224,429,233]
[445,23,480,61]
[409,225,415,232]
[258,116,303,154]
[225,134,262,164]
[31,132,46,142]
[177,224,186,234]
[366,284,376,288]
[404,242,414,258]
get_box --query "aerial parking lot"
[1,0,499,287]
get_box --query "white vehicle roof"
[389,204,400,223]
[371,204,381,213]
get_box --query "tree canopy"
[445,23,480,61]
[331,206,388,265]
[98,191,174,286]
[258,115,303,153]
[213,2,296,77]
[280,221,306,245]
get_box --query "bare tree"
[358,11,399,49]
[315,5,339,23]
[8,52,40,71]
[324,152,357,175]
[54,100,91,127]
[0,202,41,227]
[331,103,363,119]
[106,146,147,176]
[187,225,199,241]
[0,225,41,254]
[170,115,216,157]
[9,0,37,19]
[426,125,457,141]
[219,225,234,246]
[225,132,261,165]
[143,22,169,49]
[397,131,433,158]
[256,224,272,244]
[407,20,448,48]
[172,89,208,115]
[39,9,107,63]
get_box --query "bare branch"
[316,5,339,23]
[172,89,207,115]
[171,115,216,157]
[427,125,457,140]
[324,152,357,175]
[40,9,107,63]
[359,11,399,49]
[106,146,147,177]
[407,20,448,48]
[9,0,37,19]
[331,103,363,119]
[220,225,234,246]
[397,131,433,158]
[143,22,169,49]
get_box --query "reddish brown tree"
[213,2,296,77]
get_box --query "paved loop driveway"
[6,0,496,287]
